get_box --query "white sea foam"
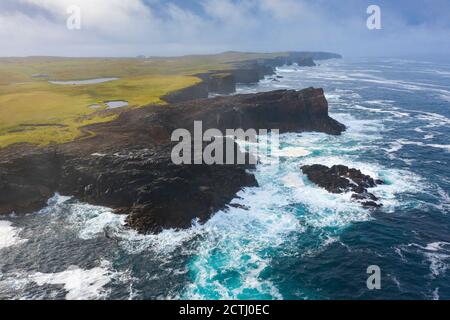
[0,220,28,249]
[424,243,450,278]
[415,112,450,128]
[64,201,126,240]
[390,139,450,153]
[276,62,450,102]
[30,261,115,300]
[353,104,410,118]
[91,152,107,157]
[385,141,404,154]
[184,184,300,300]
[432,70,450,77]
[275,147,311,158]
[117,224,204,256]
[0,259,129,300]
[366,100,395,105]
[46,193,72,206]
[281,173,305,188]
[332,113,384,137]
[436,187,450,212]
[403,242,450,278]
[292,180,372,228]
[433,288,440,300]
[424,242,450,252]
[42,195,203,256]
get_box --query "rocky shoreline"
[0,87,345,234]
[163,51,341,103]
[0,52,345,234]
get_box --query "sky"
[0,0,449,58]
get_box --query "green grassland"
[0,52,288,148]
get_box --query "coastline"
[0,51,343,233]
[162,51,342,103]
[1,57,449,300]
[0,87,345,234]
[0,52,341,148]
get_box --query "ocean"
[1,57,449,300]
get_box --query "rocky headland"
[0,87,345,234]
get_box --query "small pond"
[49,78,119,85]
[105,101,129,109]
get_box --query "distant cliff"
[163,51,341,103]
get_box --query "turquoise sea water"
[1,58,449,300]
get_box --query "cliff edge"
[0,88,345,234]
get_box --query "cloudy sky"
[0,0,449,57]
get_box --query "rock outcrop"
[207,73,236,94]
[162,81,209,104]
[0,88,345,233]
[161,88,346,135]
[0,150,63,215]
[61,143,257,233]
[300,164,384,208]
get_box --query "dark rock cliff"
[162,88,345,135]
[208,73,236,94]
[162,81,209,104]
[0,88,345,234]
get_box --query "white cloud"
[260,0,306,20]
[22,0,156,38]
[203,0,256,26]
[0,0,449,57]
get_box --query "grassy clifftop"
[0,52,293,148]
